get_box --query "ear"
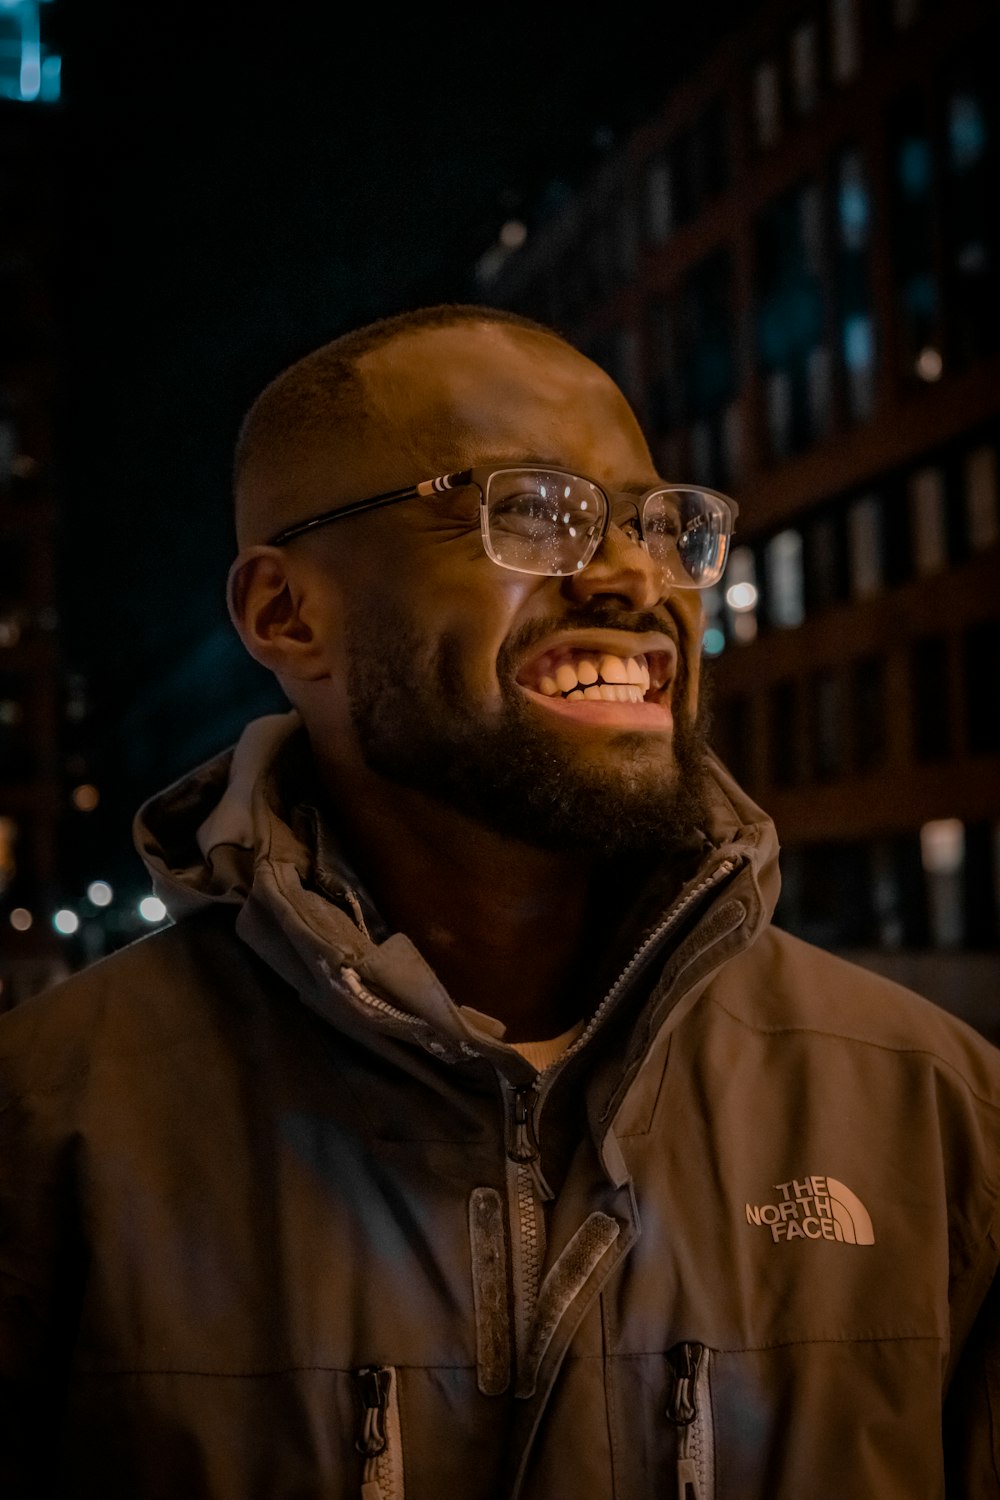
[226,546,331,681]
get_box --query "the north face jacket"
[1,710,998,1499]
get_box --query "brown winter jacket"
[1,711,999,1498]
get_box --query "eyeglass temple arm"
[267,470,478,546]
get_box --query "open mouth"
[515,644,675,707]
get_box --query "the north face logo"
[745,1174,875,1245]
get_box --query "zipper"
[354,1364,404,1500]
[502,1080,554,1369]
[666,1342,714,1500]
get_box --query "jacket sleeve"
[0,1067,83,1491]
[943,1219,1000,1496]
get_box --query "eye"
[491,491,567,538]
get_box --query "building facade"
[482,0,999,1009]
[0,0,70,1005]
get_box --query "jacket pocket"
[666,1342,715,1500]
[354,1365,405,1500]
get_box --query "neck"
[314,758,599,1042]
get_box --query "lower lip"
[517,684,673,730]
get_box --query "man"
[1,304,998,1498]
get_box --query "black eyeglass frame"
[266,465,739,587]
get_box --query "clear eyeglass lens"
[642,488,730,585]
[485,468,606,575]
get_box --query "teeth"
[599,654,628,684]
[528,650,657,700]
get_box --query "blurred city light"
[52,908,79,936]
[9,907,32,931]
[726,581,759,611]
[71,783,100,812]
[86,880,113,908]
[138,896,167,924]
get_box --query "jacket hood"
[134,709,782,1061]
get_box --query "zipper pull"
[507,1083,540,1164]
[665,1340,703,1425]
[666,1343,705,1500]
[354,1365,390,1457]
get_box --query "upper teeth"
[530,652,652,703]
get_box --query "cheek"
[675,598,705,711]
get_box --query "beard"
[343,597,713,860]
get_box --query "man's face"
[311,323,711,857]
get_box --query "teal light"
[950,94,986,170]
[898,138,931,198]
[0,0,60,105]
[703,627,726,657]
[842,314,874,372]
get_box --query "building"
[481,0,1000,1030]
[0,0,71,1005]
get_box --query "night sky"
[54,1,750,872]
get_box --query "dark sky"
[55,1,751,825]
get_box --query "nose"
[563,513,669,611]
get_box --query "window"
[942,46,999,363]
[674,250,738,487]
[790,20,820,115]
[765,529,806,627]
[964,445,999,552]
[847,494,885,597]
[755,181,830,458]
[889,94,941,379]
[836,148,876,421]
[810,670,844,780]
[911,636,950,761]
[909,466,947,575]
[804,510,848,612]
[854,656,886,768]
[644,156,673,243]
[965,620,1000,754]
[829,0,860,84]
[920,818,965,948]
[0,0,60,105]
[753,60,781,148]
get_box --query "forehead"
[359,323,656,486]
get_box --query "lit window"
[644,157,673,243]
[920,819,965,948]
[964,446,999,552]
[765,530,806,627]
[829,0,860,85]
[847,494,884,598]
[909,467,948,575]
[753,60,781,148]
[790,21,820,115]
[0,0,61,105]
[838,154,870,250]
[0,813,16,893]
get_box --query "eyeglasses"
[267,465,738,588]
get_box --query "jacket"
[1,710,999,1498]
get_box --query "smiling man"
[1,305,999,1498]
